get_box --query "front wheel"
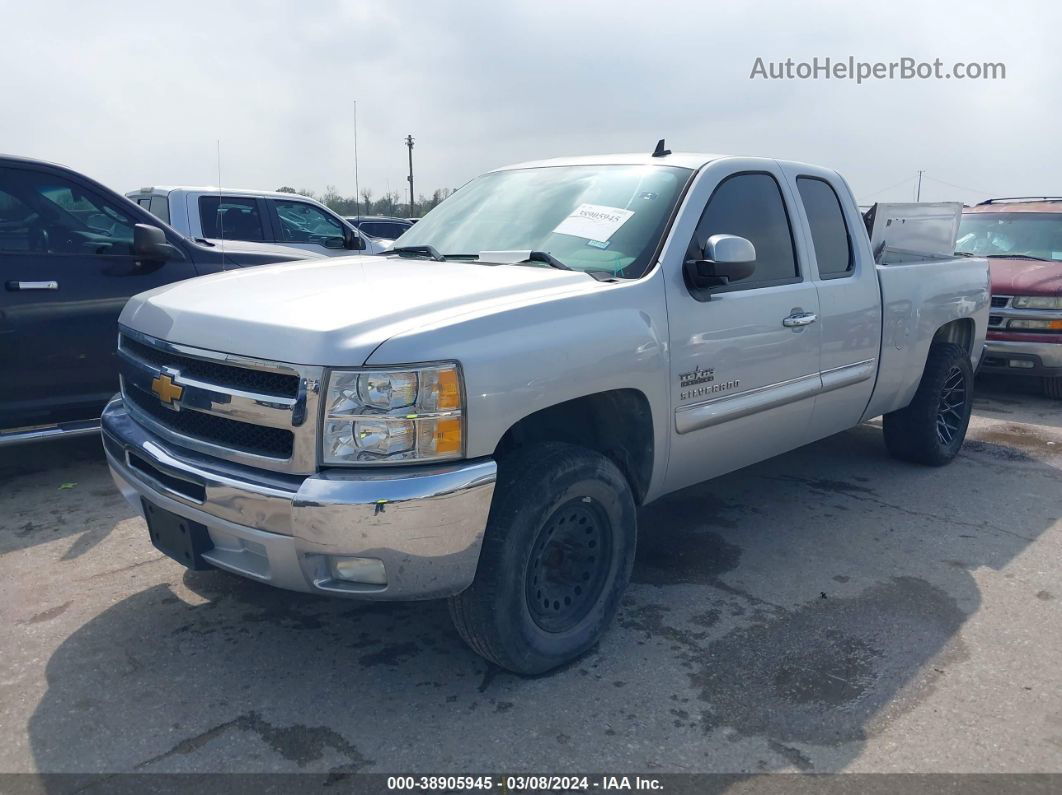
[448,442,637,675]
[883,342,974,466]
[1044,376,1062,400]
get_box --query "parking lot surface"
[1,375,1059,775]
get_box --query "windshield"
[955,212,1062,260]
[393,164,693,278]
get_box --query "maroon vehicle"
[957,198,1062,398]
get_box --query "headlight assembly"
[1012,295,1062,310]
[322,364,464,464]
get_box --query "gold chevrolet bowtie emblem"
[151,373,184,406]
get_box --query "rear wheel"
[1044,377,1062,400]
[448,442,637,675]
[883,342,974,466]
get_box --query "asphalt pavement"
[1,375,1059,777]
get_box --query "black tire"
[1044,377,1062,400]
[883,342,974,466]
[448,442,637,675]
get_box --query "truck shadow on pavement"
[25,420,1061,775]
[0,435,132,559]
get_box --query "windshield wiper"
[379,245,446,261]
[521,251,573,271]
[985,253,1051,261]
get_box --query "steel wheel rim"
[526,497,612,633]
[936,365,967,446]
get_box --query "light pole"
[405,134,415,217]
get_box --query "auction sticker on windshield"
[553,203,634,243]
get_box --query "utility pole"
[916,170,924,202]
[405,134,415,217]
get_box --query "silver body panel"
[111,152,990,599]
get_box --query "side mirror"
[684,234,756,292]
[133,224,182,262]
[323,235,346,249]
[346,232,366,251]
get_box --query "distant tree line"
[275,185,454,218]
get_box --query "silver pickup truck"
[103,150,989,674]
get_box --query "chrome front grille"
[123,387,295,458]
[121,336,301,398]
[117,328,322,474]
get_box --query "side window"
[0,169,136,256]
[797,177,853,278]
[0,185,34,252]
[273,200,344,244]
[148,195,171,225]
[689,173,798,289]
[199,196,265,242]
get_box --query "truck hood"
[989,257,1062,295]
[120,255,601,365]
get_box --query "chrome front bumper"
[102,397,497,599]
[982,339,1062,376]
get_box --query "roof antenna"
[651,138,671,158]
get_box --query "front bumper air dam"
[101,397,497,599]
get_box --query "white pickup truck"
[126,187,389,257]
[103,149,989,674]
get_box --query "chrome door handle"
[782,312,817,328]
[6,280,59,291]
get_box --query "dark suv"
[0,155,317,445]
[345,215,413,240]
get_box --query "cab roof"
[491,152,724,172]
[129,186,317,200]
[965,197,1062,214]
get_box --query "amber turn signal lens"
[432,417,463,455]
[437,368,461,411]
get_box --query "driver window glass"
[273,199,343,244]
[688,172,798,289]
[199,196,266,241]
[0,169,136,255]
[0,187,33,252]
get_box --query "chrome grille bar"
[117,327,322,475]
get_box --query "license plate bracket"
[142,499,214,570]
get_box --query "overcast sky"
[2,0,1058,206]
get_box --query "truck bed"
[862,255,990,421]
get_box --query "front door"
[0,165,195,429]
[268,197,350,256]
[664,162,822,493]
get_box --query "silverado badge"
[151,373,184,407]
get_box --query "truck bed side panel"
[861,257,989,421]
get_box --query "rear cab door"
[194,193,272,247]
[779,164,882,440]
[662,157,823,493]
